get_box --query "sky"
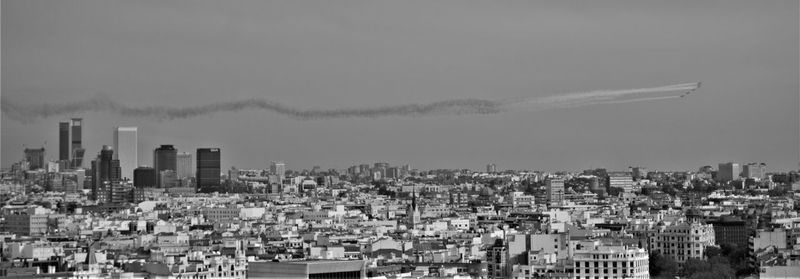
[2,0,798,172]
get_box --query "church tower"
[407,187,421,229]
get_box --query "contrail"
[1,82,699,122]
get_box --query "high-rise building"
[70,118,85,168]
[487,163,497,173]
[197,148,221,192]
[176,152,193,179]
[718,162,741,182]
[59,122,70,162]
[159,169,178,189]
[153,145,177,187]
[546,178,565,205]
[742,163,767,180]
[133,167,157,188]
[24,147,46,170]
[270,161,286,182]
[90,145,121,200]
[113,126,138,180]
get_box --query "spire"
[85,243,97,265]
[411,186,417,210]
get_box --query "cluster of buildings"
[2,118,800,279]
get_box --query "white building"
[113,126,137,180]
[652,222,715,265]
[573,240,650,279]
[176,152,193,179]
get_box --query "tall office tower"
[486,163,497,173]
[23,148,46,170]
[546,178,565,205]
[133,167,157,188]
[176,152,193,179]
[70,118,85,168]
[59,122,70,162]
[113,126,138,180]
[742,163,767,180]
[91,145,121,200]
[153,145,177,187]
[197,148,221,192]
[270,161,286,182]
[718,162,741,182]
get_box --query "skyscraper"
[133,166,157,188]
[197,148,221,192]
[487,163,497,173]
[24,147,46,170]
[153,145,177,187]
[176,152,193,179]
[718,162,741,182]
[742,163,767,180]
[59,122,70,162]
[270,161,286,182]
[113,126,138,180]
[91,145,120,200]
[546,178,565,205]
[70,118,85,168]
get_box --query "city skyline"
[3,0,799,172]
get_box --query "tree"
[649,252,678,278]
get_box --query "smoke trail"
[1,82,699,122]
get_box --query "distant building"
[59,122,70,162]
[3,209,49,236]
[546,178,565,205]
[70,118,85,168]
[742,163,767,180]
[718,162,741,182]
[24,147,45,170]
[708,215,750,248]
[632,167,648,180]
[607,171,635,193]
[247,260,366,279]
[176,152,193,179]
[197,148,221,192]
[113,126,138,180]
[90,145,121,201]
[270,161,285,182]
[487,163,497,173]
[159,169,178,189]
[134,167,157,188]
[153,145,177,187]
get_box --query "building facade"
[197,148,221,192]
[154,145,177,187]
[177,152,193,179]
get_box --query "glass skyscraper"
[196,148,221,192]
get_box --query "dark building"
[709,215,750,248]
[196,148,221,192]
[153,145,177,187]
[24,147,46,170]
[70,118,85,168]
[133,167,157,188]
[59,122,70,161]
[91,145,121,201]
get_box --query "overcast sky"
[3,0,798,172]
